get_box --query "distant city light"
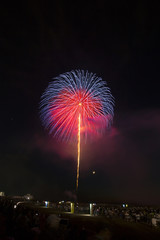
[45,201,49,207]
[122,203,128,208]
[93,171,96,175]
[24,193,34,200]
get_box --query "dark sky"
[1,1,160,204]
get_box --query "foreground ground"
[59,213,160,240]
[1,198,160,239]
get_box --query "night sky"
[1,1,160,204]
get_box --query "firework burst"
[40,70,114,189]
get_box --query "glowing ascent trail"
[76,113,81,190]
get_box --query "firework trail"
[40,70,114,190]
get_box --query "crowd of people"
[92,205,160,226]
[0,197,160,239]
[0,197,88,240]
